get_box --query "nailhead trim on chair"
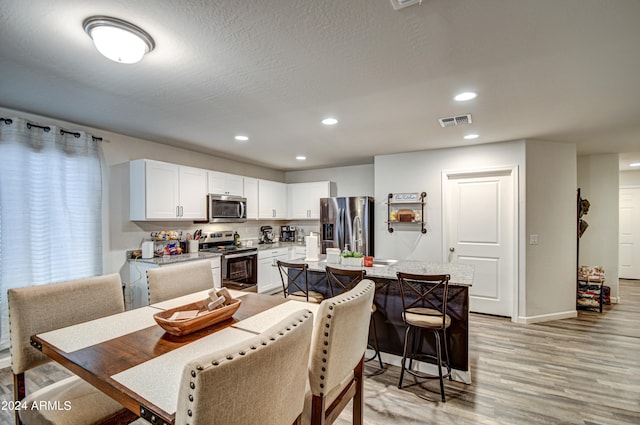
[315,281,374,397]
[185,311,313,417]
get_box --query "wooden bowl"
[153,298,241,336]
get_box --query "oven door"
[222,252,257,291]
[208,194,247,223]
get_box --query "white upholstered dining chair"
[303,279,375,425]
[146,259,215,304]
[175,309,314,425]
[8,273,133,425]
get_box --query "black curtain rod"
[0,117,104,142]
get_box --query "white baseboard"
[516,310,577,324]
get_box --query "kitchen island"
[292,256,473,383]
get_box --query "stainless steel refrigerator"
[320,197,374,256]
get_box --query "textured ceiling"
[1,0,639,171]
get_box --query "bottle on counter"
[233,231,241,246]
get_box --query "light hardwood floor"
[1,280,638,425]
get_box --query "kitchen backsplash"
[132,220,320,249]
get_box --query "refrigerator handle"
[338,208,344,250]
[353,215,362,253]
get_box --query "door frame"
[442,165,520,321]
[619,185,640,281]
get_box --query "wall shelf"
[386,192,427,234]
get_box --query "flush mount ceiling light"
[630,162,640,167]
[464,134,479,140]
[234,135,249,142]
[454,91,478,102]
[83,16,155,64]
[321,117,338,126]
[296,155,307,161]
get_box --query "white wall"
[286,164,374,197]
[374,140,579,322]
[374,141,526,262]
[620,170,640,186]
[577,154,620,301]
[524,140,577,320]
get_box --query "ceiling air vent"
[438,114,473,128]
[390,0,422,11]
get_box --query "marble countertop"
[133,251,221,265]
[130,241,305,265]
[294,255,473,287]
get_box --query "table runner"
[231,300,319,334]
[111,327,254,414]
[36,306,160,352]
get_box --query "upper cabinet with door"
[258,179,287,219]
[243,177,259,220]
[288,181,333,219]
[130,159,208,221]
[207,170,244,197]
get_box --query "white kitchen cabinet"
[207,170,244,196]
[179,166,209,219]
[125,256,221,309]
[257,247,289,294]
[210,256,222,289]
[130,159,207,221]
[288,181,332,219]
[258,179,287,219]
[243,177,259,219]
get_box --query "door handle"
[449,247,455,252]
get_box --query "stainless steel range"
[199,232,258,291]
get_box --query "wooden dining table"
[30,290,319,425]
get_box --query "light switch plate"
[529,234,538,245]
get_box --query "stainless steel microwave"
[208,194,247,223]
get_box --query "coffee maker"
[259,226,274,244]
[280,225,296,242]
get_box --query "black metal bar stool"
[326,266,384,368]
[277,260,324,303]
[396,271,452,402]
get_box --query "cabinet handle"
[176,206,180,217]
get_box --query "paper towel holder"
[305,234,319,261]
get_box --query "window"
[0,117,103,349]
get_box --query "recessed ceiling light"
[296,155,307,161]
[321,118,338,126]
[454,92,478,102]
[83,16,154,64]
[630,162,640,167]
[234,135,249,142]
[464,134,479,140]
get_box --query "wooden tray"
[153,298,241,336]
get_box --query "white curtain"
[0,117,103,349]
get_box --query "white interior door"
[445,169,516,317]
[619,187,640,279]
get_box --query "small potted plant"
[340,250,364,267]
